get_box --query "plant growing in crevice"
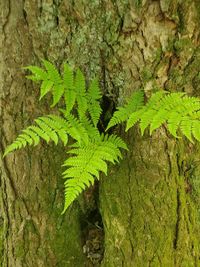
[4,60,200,213]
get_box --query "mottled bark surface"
[1,0,200,266]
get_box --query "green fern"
[3,115,70,156]
[106,90,144,130]
[5,59,200,213]
[75,68,88,119]
[4,60,128,213]
[62,134,128,213]
[63,63,76,114]
[86,78,102,126]
[25,60,64,106]
[124,91,200,142]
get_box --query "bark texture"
[1,0,200,266]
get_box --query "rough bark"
[1,0,200,266]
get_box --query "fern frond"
[65,114,89,145]
[167,112,182,138]
[25,60,64,105]
[125,91,200,142]
[34,119,59,144]
[138,91,167,135]
[40,80,54,100]
[42,59,62,85]
[41,60,64,107]
[106,91,144,130]
[180,117,193,142]
[75,69,87,118]
[39,115,69,145]
[87,78,102,126]
[23,66,47,81]
[22,128,40,145]
[61,135,127,213]
[3,115,71,157]
[51,84,65,107]
[80,115,101,140]
[126,109,144,131]
[63,63,76,113]
[3,126,45,157]
[192,120,200,141]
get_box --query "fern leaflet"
[63,63,76,114]
[75,69,88,119]
[87,78,102,126]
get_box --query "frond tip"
[106,90,144,130]
[61,135,128,213]
[3,115,70,157]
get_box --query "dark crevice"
[80,182,104,266]
[173,188,180,250]
[98,95,116,133]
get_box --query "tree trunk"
[1,0,200,267]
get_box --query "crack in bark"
[173,187,180,251]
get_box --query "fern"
[3,115,70,156]
[62,134,128,213]
[4,60,129,213]
[86,78,102,126]
[63,63,76,114]
[75,69,88,119]
[5,59,200,213]
[106,90,144,130]
[64,113,89,145]
[25,60,64,106]
[124,91,200,142]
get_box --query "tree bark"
[1,0,200,267]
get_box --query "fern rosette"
[4,60,200,213]
[4,60,128,213]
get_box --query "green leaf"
[23,66,47,80]
[180,118,193,142]
[63,63,76,113]
[51,84,64,107]
[192,120,200,141]
[75,68,87,118]
[40,80,54,100]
